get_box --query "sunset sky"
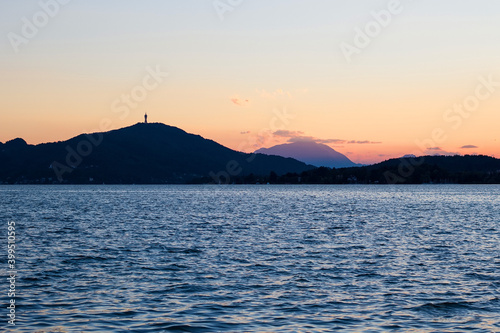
[1,0,499,164]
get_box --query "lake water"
[1,185,499,332]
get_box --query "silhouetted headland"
[0,123,313,184]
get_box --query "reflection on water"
[1,185,499,332]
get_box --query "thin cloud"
[460,145,478,149]
[288,136,317,143]
[347,140,382,144]
[231,97,250,107]
[271,130,380,145]
[240,131,250,135]
[427,147,442,151]
[316,138,346,144]
[273,130,304,138]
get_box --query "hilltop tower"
[144,112,148,124]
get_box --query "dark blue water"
[1,185,499,332]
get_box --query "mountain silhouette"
[0,123,313,184]
[272,154,500,184]
[255,141,359,168]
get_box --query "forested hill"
[0,123,313,184]
[266,155,500,184]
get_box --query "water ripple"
[1,184,499,332]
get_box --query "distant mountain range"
[0,123,313,184]
[2,123,499,184]
[255,141,359,168]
